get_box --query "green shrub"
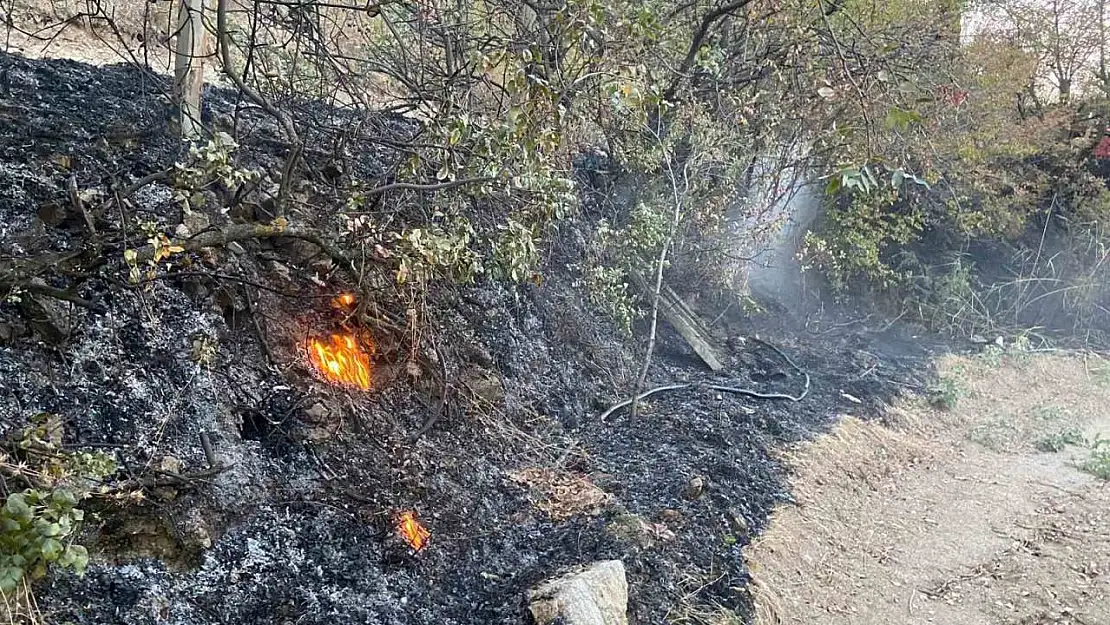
[1080,448,1110,480]
[802,185,925,293]
[927,376,962,410]
[1034,429,1085,453]
[1,415,117,597]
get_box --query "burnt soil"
[0,52,943,624]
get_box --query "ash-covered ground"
[0,52,941,624]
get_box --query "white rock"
[528,560,628,625]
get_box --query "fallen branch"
[110,464,232,492]
[132,223,389,277]
[116,168,173,200]
[24,281,107,314]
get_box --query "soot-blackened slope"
[0,52,937,624]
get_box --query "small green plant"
[1079,447,1110,480]
[978,343,1005,367]
[173,131,259,191]
[1034,429,1085,453]
[1032,405,1065,422]
[492,218,541,283]
[393,213,483,284]
[0,488,89,593]
[927,376,962,410]
[0,414,117,599]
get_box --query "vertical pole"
[173,0,208,139]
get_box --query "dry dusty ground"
[745,349,1110,625]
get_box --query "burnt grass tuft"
[0,52,939,623]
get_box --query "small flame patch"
[395,511,431,552]
[333,293,356,309]
[306,333,373,390]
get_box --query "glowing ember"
[333,293,356,309]
[307,333,373,390]
[395,511,431,552]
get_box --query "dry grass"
[1,580,42,625]
[744,351,1110,625]
[507,467,613,521]
[937,350,1110,451]
[779,411,941,506]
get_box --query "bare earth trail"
[745,351,1110,625]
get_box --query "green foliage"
[1080,437,1110,480]
[803,185,925,292]
[1080,450,1110,479]
[0,489,89,594]
[173,132,259,191]
[583,201,677,329]
[585,264,641,334]
[394,213,483,284]
[927,375,962,410]
[492,219,541,283]
[0,414,117,597]
[1034,429,1085,453]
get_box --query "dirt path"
[745,351,1110,625]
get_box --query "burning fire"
[307,333,373,390]
[395,511,431,552]
[333,293,356,309]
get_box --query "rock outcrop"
[528,560,628,625]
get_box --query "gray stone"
[726,507,750,539]
[182,208,210,235]
[683,475,706,500]
[528,560,628,625]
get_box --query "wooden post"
[173,0,208,139]
[629,271,727,372]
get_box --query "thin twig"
[408,338,450,442]
[630,131,690,418]
[216,0,299,143]
[24,281,106,314]
[68,173,98,240]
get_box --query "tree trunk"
[173,0,208,139]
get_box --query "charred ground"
[1,53,940,624]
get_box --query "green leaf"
[70,545,89,573]
[40,538,62,561]
[0,566,23,594]
[884,107,922,132]
[4,493,31,521]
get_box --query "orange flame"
[307,333,373,390]
[333,293,356,309]
[395,511,431,552]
